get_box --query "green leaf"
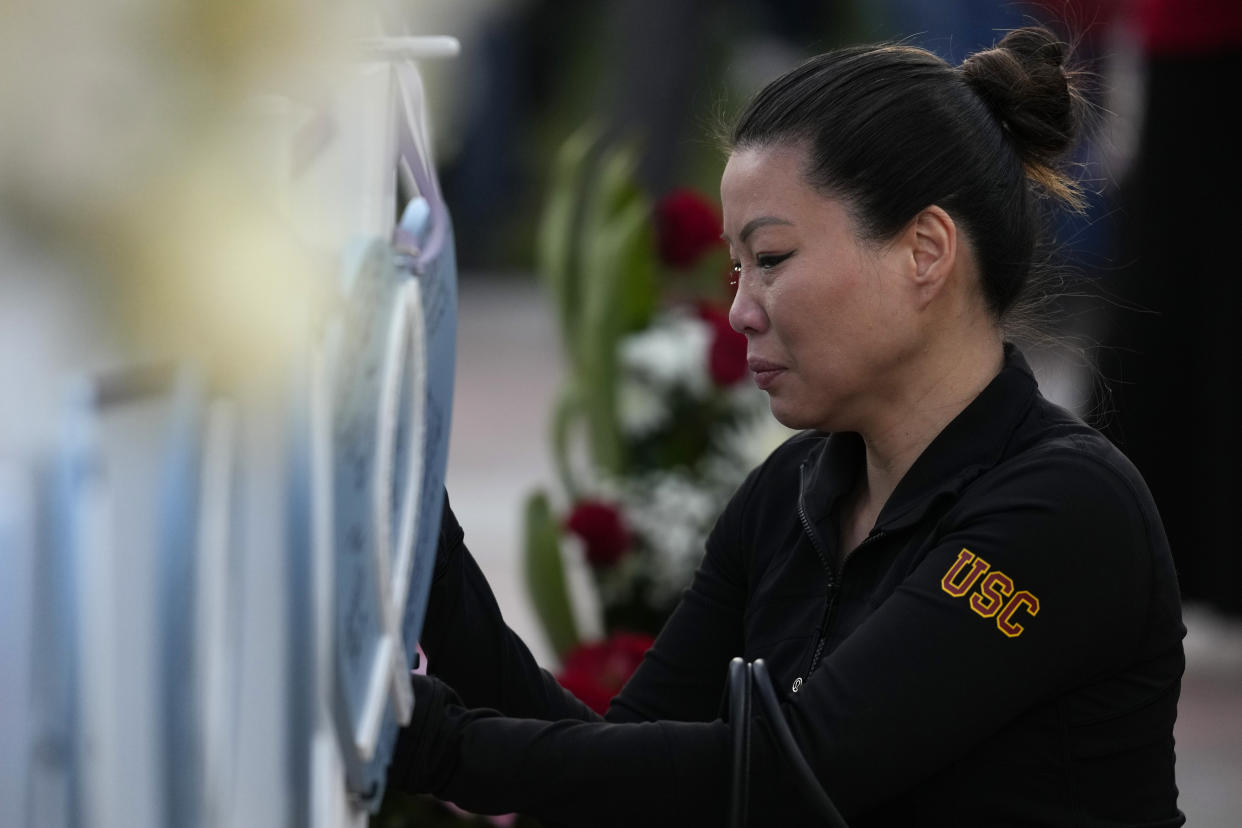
[616,216,657,334]
[573,141,654,475]
[522,491,579,659]
[535,125,601,363]
[534,132,659,478]
[578,200,652,475]
[550,383,584,500]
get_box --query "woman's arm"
[419,492,598,722]
[393,681,733,828]
[423,441,763,726]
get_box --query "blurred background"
[2,0,1239,826]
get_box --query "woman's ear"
[905,205,957,306]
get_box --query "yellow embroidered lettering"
[940,551,1039,637]
[970,571,1014,619]
[996,591,1040,637]
[940,548,989,597]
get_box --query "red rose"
[697,303,749,386]
[564,499,630,568]
[556,632,655,714]
[654,189,723,269]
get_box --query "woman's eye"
[757,252,794,269]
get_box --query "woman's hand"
[387,673,466,796]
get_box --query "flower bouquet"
[523,130,793,709]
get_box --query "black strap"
[727,658,850,828]
[728,658,750,828]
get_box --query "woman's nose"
[728,274,767,335]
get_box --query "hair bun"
[961,27,1086,205]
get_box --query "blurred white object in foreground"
[0,2,461,825]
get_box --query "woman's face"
[721,144,921,433]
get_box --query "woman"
[390,27,1185,827]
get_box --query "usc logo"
[939,548,1040,638]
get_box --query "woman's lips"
[748,357,785,390]
[752,368,784,390]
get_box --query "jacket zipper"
[796,459,889,686]
[805,529,885,678]
[797,460,835,573]
[796,461,835,689]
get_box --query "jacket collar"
[802,343,1039,532]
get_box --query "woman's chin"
[768,401,813,432]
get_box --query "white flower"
[618,310,711,398]
[615,470,722,606]
[616,374,668,437]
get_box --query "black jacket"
[411,346,1185,826]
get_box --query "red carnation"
[654,189,723,269]
[564,499,631,568]
[697,303,749,386]
[556,632,655,714]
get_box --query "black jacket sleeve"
[420,462,757,728]
[419,492,598,722]
[430,713,731,827]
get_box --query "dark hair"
[730,26,1087,322]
